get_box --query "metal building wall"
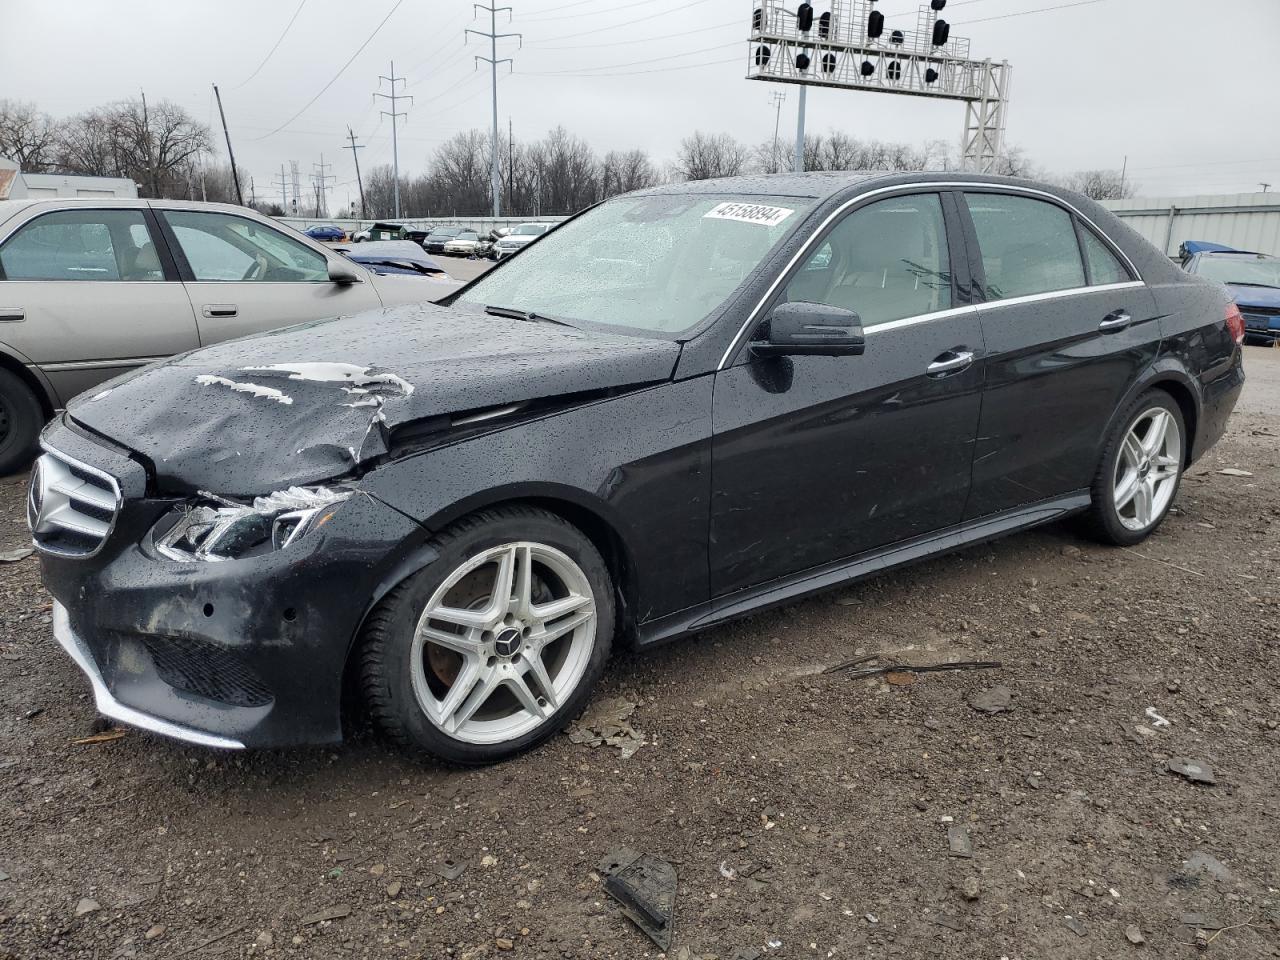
[1101,193,1280,258]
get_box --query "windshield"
[512,224,546,236]
[460,194,814,335]
[431,227,462,239]
[1197,255,1280,288]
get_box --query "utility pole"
[374,62,411,218]
[290,160,301,216]
[1119,154,1128,198]
[793,84,807,173]
[212,83,245,206]
[249,175,257,207]
[1262,183,1272,194]
[344,126,367,219]
[467,3,521,218]
[273,164,289,209]
[769,90,786,174]
[311,153,335,218]
[508,116,514,215]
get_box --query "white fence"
[277,215,568,236]
[1102,193,1280,258]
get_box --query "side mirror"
[752,301,865,357]
[328,260,362,285]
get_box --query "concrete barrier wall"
[277,215,569,236]
[1102,193,1280,257]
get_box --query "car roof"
[631,169,1080,201]
[1198,250,1275,260]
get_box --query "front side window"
[783,193,952,327]
[459,193,816,335]
[163,211,328,282]
[0,209,163,281]
[965,193,1085,300]
[1079,227,1131,286]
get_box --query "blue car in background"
[304,223,347,242]
[335,240,451,278]
[1180,242,1280,343]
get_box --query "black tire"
[1081,389,1186,546]
[0,368,44,477]
[358,505,615,765]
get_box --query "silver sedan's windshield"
[459,194,815,334]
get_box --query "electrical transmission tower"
[311,153,335,218]
[344,126,367,220]
[290,160,301,215]
[374,62,412,219]
[467,3,521,218]
[272,164,290,209]
[769,90,787,173]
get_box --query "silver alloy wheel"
[1113,406,1182,532]
[410,542,597,745]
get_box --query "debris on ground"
[299,904,350,925]
[434,858,466,881]
[1063,916,1088,937]
[144,924,165,940]
[69,728,129,746]
[1166,757,1217,785]
[969,686,1013,714]
[1180,912,1225,930]
[1218,468,1253,477]
[824,652,1002,680]
[961,876,981,901]
[598,848,677,950]
[1124,924,1145,945]
[1144,706,1170,727]
[74,898,100,916]
[0,547,33,563]
[567,696,644,758]
[1180,851,1233,882]
[947,825,973,858]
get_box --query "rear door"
[155,208,380,345]
[959,189,1158,518]
[0,205,198,402]
[709,191,985,597]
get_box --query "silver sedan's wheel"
[1112,406,1182,532]
[411,542,597,745]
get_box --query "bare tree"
[674,131,749,182]
[1055,168,1135,200]
[0,100,60,172]
[989,144,1041,179]
[600,149,657,199]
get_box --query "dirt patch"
[1,350,1279,959]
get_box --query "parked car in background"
[476,227,511,260]
[335,240,453,279]
[0,198,458,473]
[1180,242,1280,343]
[493,222,551,259]
[353,222,408,243]
[304,223,346,242]
[31,172,1243,764]
[422,226,465,254]
[442,230,482,257]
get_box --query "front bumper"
[37,418,428,749]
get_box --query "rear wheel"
[0,368,44,476]
[359,506,614,764]
[1083,390,1185,545]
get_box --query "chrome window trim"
[717,181,1145,369]
[30,440,123,559]
[41,356,166,372]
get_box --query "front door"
[155,208,380,345]
[958,190,1159,518]
[0,206,199,402]
[709,191,985,599]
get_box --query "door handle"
[0,307,24,322]
[202,304,238,318]
[1098,309,1132,332]
[927,349,975,376]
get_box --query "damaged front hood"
[68,302,681,496]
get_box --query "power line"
[251,0,405,142]
[532,0,716,44]
[233,0,307,89]
[519,54,740,79]
[520,0,668,23]
[526,21,736,51]
[517,39,738,76]
[957,0,1106,26]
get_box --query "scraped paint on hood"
[67,302,681,497]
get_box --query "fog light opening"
[202,603,215,618]
[283,607,297,622]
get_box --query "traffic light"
[860,60,875,76]
[821,52,837,73]
[867,9,884,38]
[755,44,772,66]
[932,19,950,46]
[796,3,814,32]
[795,51,811,70]
[925,67,939,84]
[818,11,831,38]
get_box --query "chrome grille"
[28,447,121,557]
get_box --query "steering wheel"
[240,255,268,281]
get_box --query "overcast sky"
[4,0,1278,207]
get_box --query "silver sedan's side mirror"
[328,260,363,285]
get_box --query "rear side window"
[0,209,163,281]
[964,193,1085,300]
[1079,226,1131,285]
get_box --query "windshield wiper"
[1224,281,1280,289]
[484,304,573,327]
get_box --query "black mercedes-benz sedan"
[32,172,1244,763]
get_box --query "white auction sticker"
[703,201,795,227]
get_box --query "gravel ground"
[1,349,1278,960]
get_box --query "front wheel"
[1083,390,1185,545]
[0,368,44,476]
[358,506,614,764]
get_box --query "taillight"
[1225,302,1245,345]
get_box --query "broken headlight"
[154,486,352,562]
